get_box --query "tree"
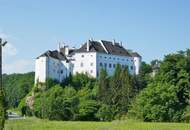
[119,66,133,113]
[3,72,34,108]
[33,85,79,121]
[97,68,110,104]
[78,100,99,121]
[129,49,190,122]
[110,64,122,107]
[96,104,114,121]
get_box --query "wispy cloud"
[3,43,18,56]
[0,32,18,57]
[0,31,34,74]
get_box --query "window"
[81,62,83,67]
[90,70,93,73]
[105,57,107,59]
[100,56,102,58]
[117,58,119,60]
[104,63,107,68]
[113,58,115,60]
[109,63,112,68]
[113,64,116,68]
[61,70,63,74]
[131,66,133,70]
[122,65,125,68]
[81,55,84,58]
[90,63,93,66]
[109,57,111,59]
[91,55,93,57]
[100,62,103,66]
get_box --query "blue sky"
[0,0,190,74]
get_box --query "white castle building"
[35,39,141,83]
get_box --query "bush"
[96,104,114,121]
[77,100,99,121]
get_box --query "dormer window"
[81,55,84,58]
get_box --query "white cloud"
[3,59,34,74]
[0,31,33,74]
[3,43,18,56]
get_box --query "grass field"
[4,117,190,130]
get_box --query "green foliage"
[97,64,138,119]
[33,85,79,120]
[136,61,152,90]
[129,49,190,122]
[182,105,190,122]
[97,68,110,104]
[77,100,99,121]
[96,104,114,121]
[0,89,6,130]
[3,72,34,108]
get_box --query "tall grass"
[5,117,190,130]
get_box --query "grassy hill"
[5,118,190,130]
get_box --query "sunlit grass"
[5,117,190,130]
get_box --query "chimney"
[64,46,69,55]
[87,40,90,52]
[112,39,116,45]
[120,41,122,46]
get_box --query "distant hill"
[2,72,34,108]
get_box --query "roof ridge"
[99,40,109,54]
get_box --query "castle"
[35,39,141,83]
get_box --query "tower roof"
[37,50,68,61]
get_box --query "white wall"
[47,57,71,82]
[35,57,47,83]
[73,52,97,77]
[72,52,135,78]
[96,53,135,76]
[35,56,70,83]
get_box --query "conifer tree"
[110,64,122,108]
[120,66,133,112]
[98,68,110,104]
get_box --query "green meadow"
[4,118,190,130]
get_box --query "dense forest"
[2,72,34,108]
[3,49,190,122]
